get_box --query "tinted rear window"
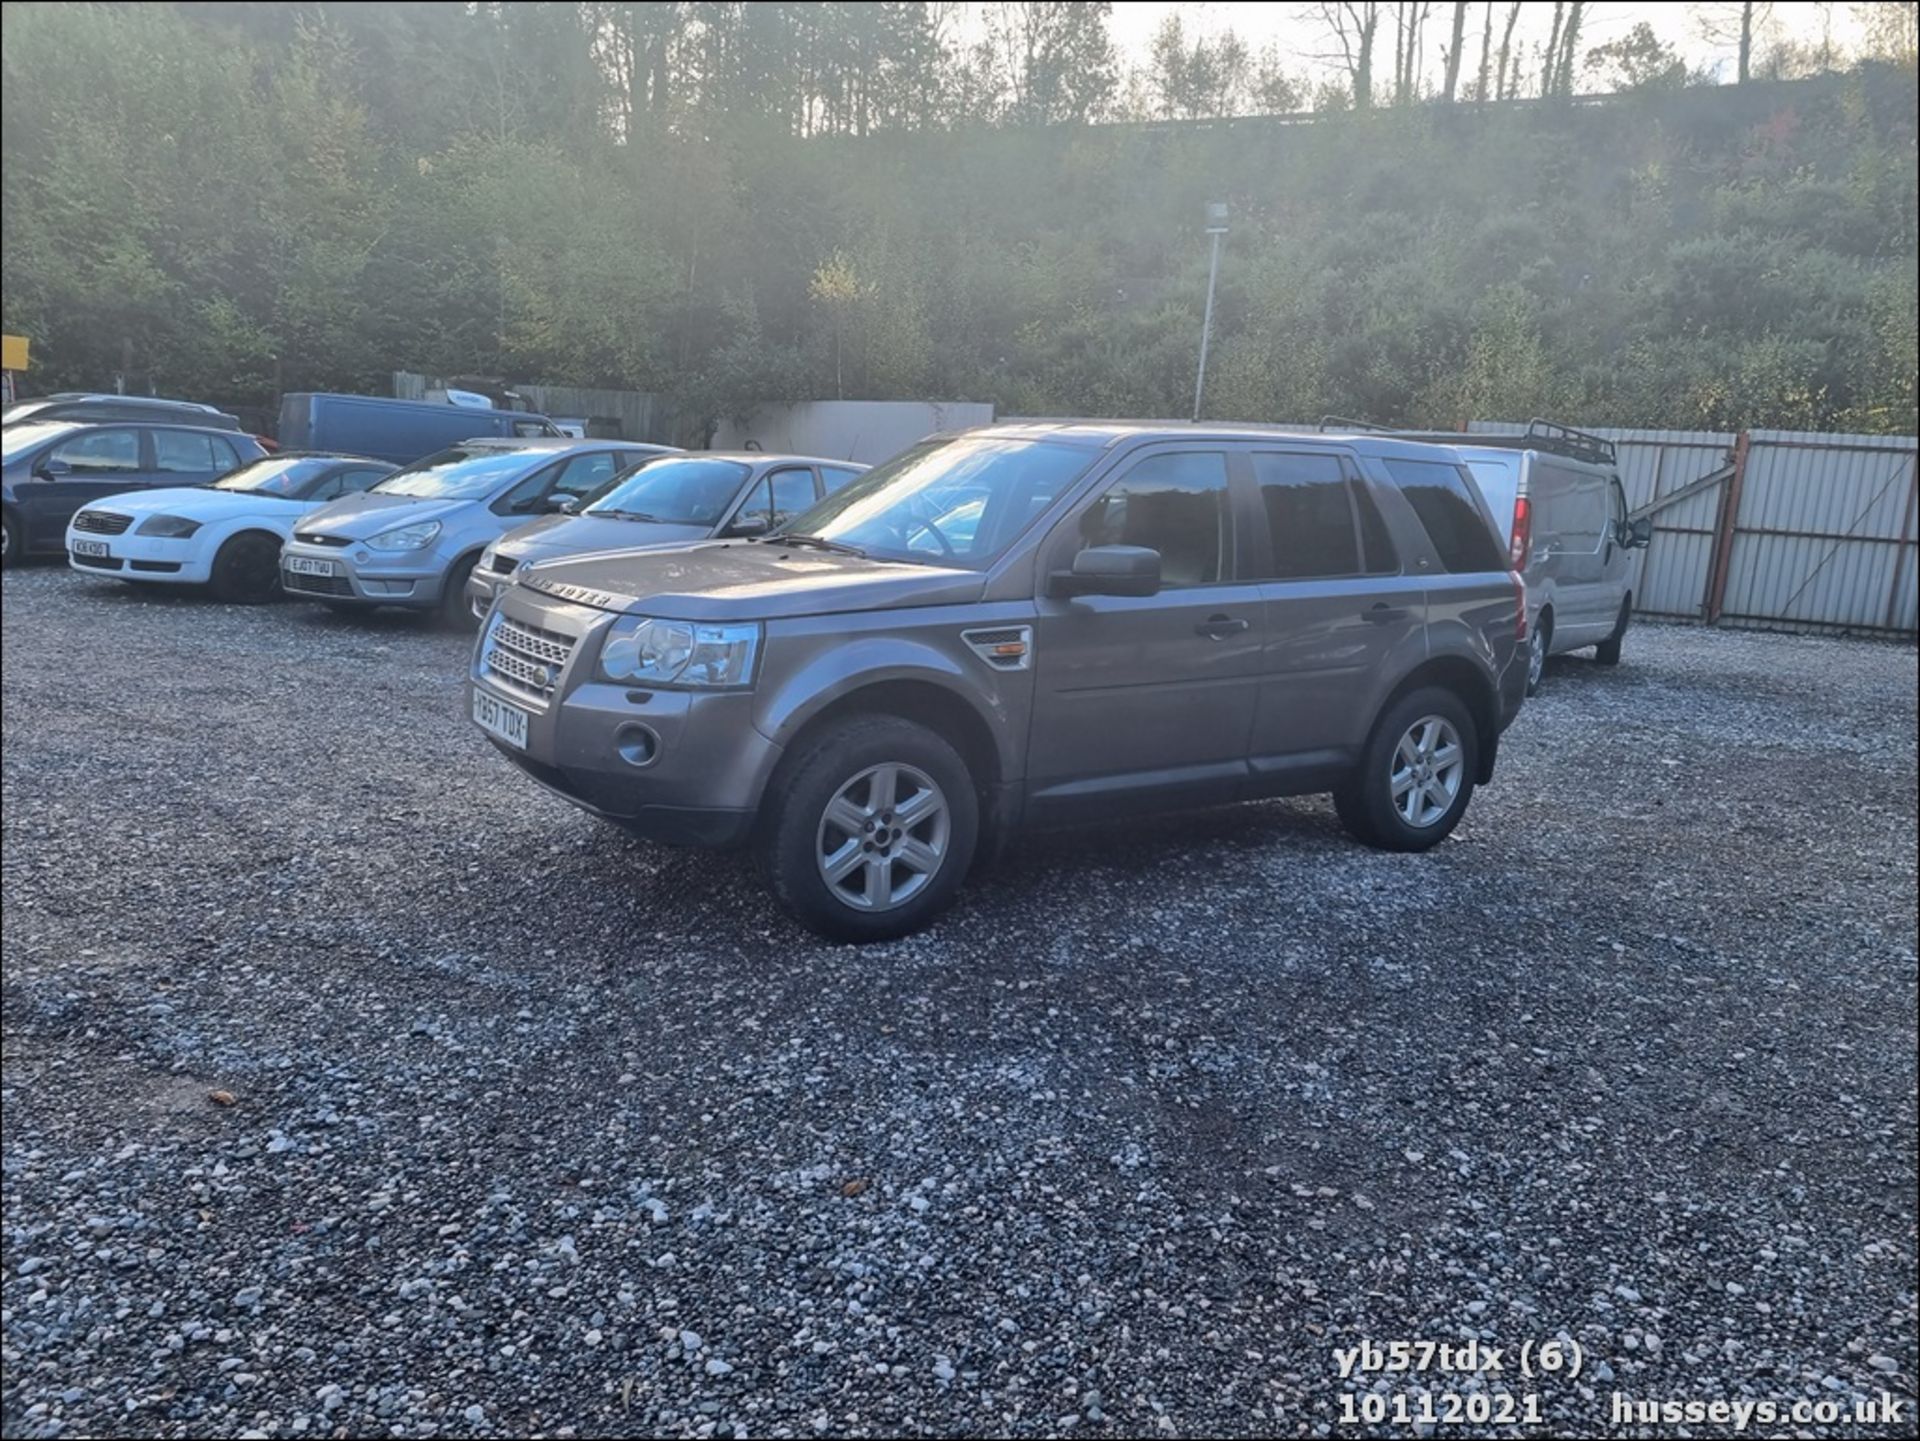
[1382,458,1506,573]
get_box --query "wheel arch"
[773,676,1005,795]
[1374,654,1501,785]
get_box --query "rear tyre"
[1594,598,1631,666]
[440,555,480,629]
[1,511,19,569]
[1525,610,1551,696]
[209,532,282,604]
[760,715,979,943]
[1334,686,1479,852]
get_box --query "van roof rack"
[1521,418,1616,466]
[1314,415,1616,466]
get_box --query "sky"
[1088,2,1870,91]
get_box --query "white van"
[1452,425,1651,692]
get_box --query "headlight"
[135,514,201,539]
[367,520,441,551]
[598,616,760,688]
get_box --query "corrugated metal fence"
[1471,423,1918,639]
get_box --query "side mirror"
[1049,544,1162,598]
[547,494,578,514]
[34,457,72,480]
[726,514,771,538]
[1626,516,1653,549]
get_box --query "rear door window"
[820,465,864,494]
[1251,451,1360,579]
[154,430,218,473]
[1381,458,1507,574]
[49,428,141,473]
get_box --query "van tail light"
[1508,494,1532,570]
[1512,572,1528,640]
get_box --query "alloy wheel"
[815,762,950,911]
[1390,715,1465,828]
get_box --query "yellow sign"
[1,335,27,371]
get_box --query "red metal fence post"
[1704,430,1751,625]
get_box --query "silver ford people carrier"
[468,423,1529,942]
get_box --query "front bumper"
[279,538,446,608]
[65,528,212,584]
[465,560,521,620]
[467,594,784,848]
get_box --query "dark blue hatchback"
[2,420,265,565]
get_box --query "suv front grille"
[483,614,577,703]
[72,511,133,535]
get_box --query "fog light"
[614,723,659,768]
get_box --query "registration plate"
[472,688,530,749]
[285,555,337,577]
[71,539,110,558]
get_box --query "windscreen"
[210,456,340,497]
[373,447,534,500]
[774,434,1094,567]
[583,456,751,525]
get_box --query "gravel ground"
[3,561,1916,1439]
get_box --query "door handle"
[1363,604,1410,624]
[1194,614,1249,640]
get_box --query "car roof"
[251,450,395,466]
[662,451,868,468]
[41,392,228,414]
[458,437,676,454]
[960,419,1468,460]
[13,417,249,436]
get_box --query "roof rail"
[1523,418,1616,466]
[1319,414,1387,432]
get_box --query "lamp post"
[1193,201,1228,422]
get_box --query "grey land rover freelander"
[468,422,1529,941]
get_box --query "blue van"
[277,394,563,466]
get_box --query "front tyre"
[1,510,19,568]
[209,532,283,604]
[440,554,480,630]
[761,715,978,943]
[1334,686,1479,852]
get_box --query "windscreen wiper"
[772,532,865,557]
[596,509,661,522]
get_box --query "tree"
[1253,44,1307,112]
[1392,2,1432,104]
[1145,15,1254,118]
[1695,2,1772,83]
[809,249,866,398]
[1494,1,1523,99]
[1442,1,1469,101]
[1304,2,1382,109]
[1586,22,1689,93]
[1474,0,1494,101]
[1854,1,1918,68]
[991,2,1116,125]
